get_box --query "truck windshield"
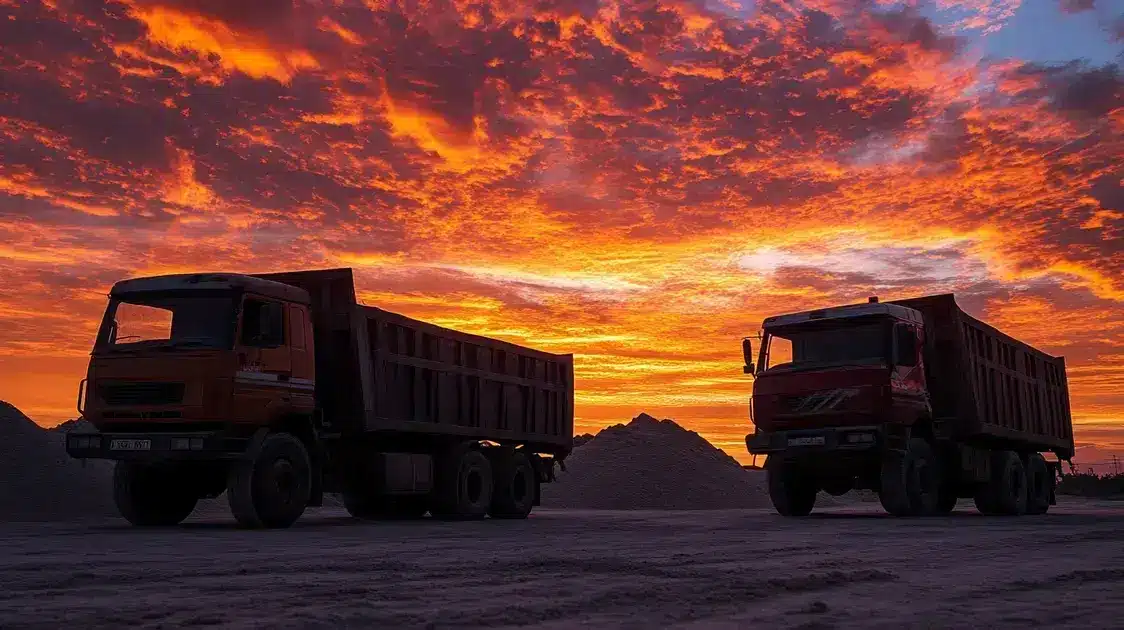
[761,321,887,372]
[97,293,235,350]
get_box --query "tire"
[879,438,940,517]
[113,462,198,527]
[987,450,1028,516]
[766,457,816,517]
[489,451,537,519]
[1025,453,1051,515]
[432,445,493,520]
[227,432,311,529]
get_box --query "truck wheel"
[1025,453,1051,515]
[879,438,939,517]
[766,458,816,517]
[227,432,311,529]
[113,462,198,527]
[432,446,493,520]
[489,451,537,519]
[988,450,1028,516]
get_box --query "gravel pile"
[542,413,772,510]
[0,402,115,521]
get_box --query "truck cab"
[744,294,1069,519]
[79,273,316,435]
[746,297,928,455]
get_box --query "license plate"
[788,436,826,447]
[110,439,151,451]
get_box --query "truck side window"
[895,325,918,367]
[242,299,285,348]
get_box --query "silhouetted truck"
[66,268,574,528]
[744,294,1074,518]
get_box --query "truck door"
[239,296,291,376]
[891,323,927,400]
[234,296,293,423]
[287,303,315,414]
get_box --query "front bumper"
[65,431,250,461]
[746,425,882,455]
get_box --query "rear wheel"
[1025,453,1051,515]
[766,457,816,517]
[227,432,311,529]
[489,451,537,519]
[880,438,940,517]
[113,462,198,527]
[982,450,1028,516]
[432,445,493,520]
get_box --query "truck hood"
[752,366,888,431]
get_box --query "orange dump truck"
[67,268,574,528]
[745,294,1074,517]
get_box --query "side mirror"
[742,338,754,372]
[743,363,756,375]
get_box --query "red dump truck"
[744,294,1074,518]
[66,268,574,528]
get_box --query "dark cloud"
[1052,64,1124,118]
[1059,0,1097,13]
[872,7,962,57]
[1005,62,1124,120]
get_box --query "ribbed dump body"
[889,294,1074,458]
[256,269,574,456]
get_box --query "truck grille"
[98,382,185,406]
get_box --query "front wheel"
[227,432,311,529]
[879,438,940,517]
[113,462,198,527]
[766,458,817,517]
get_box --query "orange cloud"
[128,5,319,83]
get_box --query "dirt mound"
[0,402,115,521]
[542,413,772,510]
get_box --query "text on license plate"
[110,439,151,451]
[788,436,826,446]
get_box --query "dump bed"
[889,294,1074,459]
[255,269,575,457]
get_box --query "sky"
[0,0,1121,469]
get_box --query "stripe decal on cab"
[234,371,315,391]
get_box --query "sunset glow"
[0,0,1120,466]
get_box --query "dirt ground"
[2,500,1123,629]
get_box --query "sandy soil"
[2,500,1123,629]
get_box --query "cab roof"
[110,273,311,304]
[763,301,923,329]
